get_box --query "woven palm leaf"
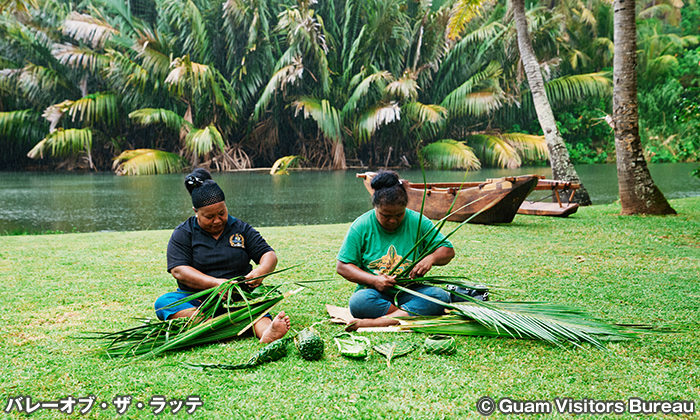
[373,341,419,367]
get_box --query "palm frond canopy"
[356,101,401,144]
[292,97,343,142]
[342,70,393,118]
[386,73,419,102]
[112,148,187,175]
[402,102,448,138]
[63,12,118,49]
[253,56,305,122]
[129,108,193,132]
[165,55,211,98]
[27,128,92,159]
[466,133,548,169]
[64,92,118,126]
[0,109,44,139]
[440,61,503,118]
[52,44,111,73]
[446,0,485,40]
[185,124,225,157]
[421,139,480,170]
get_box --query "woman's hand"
[244,251,278,288]
[409,246,455,279]
[409,257,434,279]
[244,268,266,288]
[372,274,397,292]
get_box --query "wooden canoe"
[357,172,540,224]
[517,179,581,217]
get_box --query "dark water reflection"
[1,163,698,233]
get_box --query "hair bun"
[370,171,400,191]
[185,168,213,194]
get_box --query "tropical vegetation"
[0,0,698,174]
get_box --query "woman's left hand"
[409,247,455,279]
[409,257,434,279]
[244,268,265,288]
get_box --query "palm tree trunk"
[612,0,675,215]
[512,0,592,205]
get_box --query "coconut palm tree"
[612,0,675,215]
[511,0,593,204]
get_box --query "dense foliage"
[0,0,697,172]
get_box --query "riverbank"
[1,197,698,419]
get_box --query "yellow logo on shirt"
[230,234,245,248]
[368,245,412,276]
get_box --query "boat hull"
[358,173,539,225]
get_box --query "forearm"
[255,251,278,274]
[170,266,225,290]
[427,246,455,266]
[336,261,381,288]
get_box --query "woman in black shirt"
[154,168,289,343]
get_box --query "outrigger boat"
[357,172,539,224]
[517,179,580,217]
[357,172,581,223]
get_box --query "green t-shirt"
[337,208,453,277]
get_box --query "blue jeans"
[348,285,450,318]
[154,289,200,321]
[155,289,274,322]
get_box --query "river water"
[1,163,698,233]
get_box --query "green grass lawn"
[1,198,699,419]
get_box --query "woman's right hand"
[372,274,397,292]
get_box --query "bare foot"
[259,311,290,343]
[344,317,399,332]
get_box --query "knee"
[348,289,391,319]
[401,286,450,316]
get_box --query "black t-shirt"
[166,215,274,293]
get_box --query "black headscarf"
[185,168,225,208]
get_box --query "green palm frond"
[402,102,448,125]
[397,301,641,348]
[134,32,173,81]
[402,102,448,138]
[112,149,187,175]
[19,64,77,103]
[63,12,118,49]
[499,132,548,162]
[386,73,419,102]
[162,0,211,64]
[270,155,302,175]
[420,139,480,170]
[342,70,392,119]
[440,61,503,118]
[292,97,343,142]
[165,55,210,98]
[52,44,110,73]
[544,72,612,104]
[356,101,401,144]
[185,124,225,157]
[446,0,484,40]
[27,128,92,159]
[104,49,151,94]
[466,133,523,169]
[0,109,44,139]
[64,92,118,126]
[129,108,193,132]
[252,56,305,122]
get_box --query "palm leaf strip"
[84,266,304,360]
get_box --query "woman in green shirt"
[336,171,455,330]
